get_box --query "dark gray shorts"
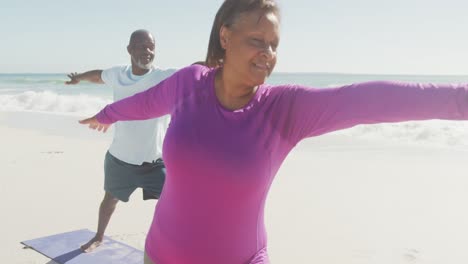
[104,151,166,202]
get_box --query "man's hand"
[65,72,81,85]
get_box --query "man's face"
[128,33,155,70]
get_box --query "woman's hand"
[79,116,111,133]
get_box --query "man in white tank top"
[65,29,173,252]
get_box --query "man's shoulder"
[102,65,131,84]
[104,65,131,75]
[150,67,177,76]
[143,67,176,83]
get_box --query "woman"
[80,0,468,263]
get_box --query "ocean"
[1,71,468,147]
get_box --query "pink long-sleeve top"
[96,65,468,264]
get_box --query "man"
[66,29,173,252]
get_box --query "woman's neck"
[215,68,257,111]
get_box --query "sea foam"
[0,90,110,116]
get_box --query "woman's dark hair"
[205,0,280,67]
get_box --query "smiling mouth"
[141,57,152,62]
[253,62,270,72]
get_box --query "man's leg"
[81,191,119,252]
[141,159,166,200]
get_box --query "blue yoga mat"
[21,229,143,264]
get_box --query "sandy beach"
[2,110,468,264]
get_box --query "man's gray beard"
[133,57,153,70]
[136,60,153,70]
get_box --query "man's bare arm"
[65,70,104,85]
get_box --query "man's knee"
[102,192,119,204]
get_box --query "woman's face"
[221,10,280,87]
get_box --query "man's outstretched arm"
[65,70,104,85]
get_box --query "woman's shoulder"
[263,83,329,97]
[172,64,215,82]
[157,64,217,102]
[261,83,301,98]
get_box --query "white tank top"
[102,65,174,165]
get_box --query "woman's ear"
[219,26,230,50]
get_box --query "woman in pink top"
[80,0,468,263]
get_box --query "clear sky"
[1,0,467,74]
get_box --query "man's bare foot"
[80,236,103,253]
